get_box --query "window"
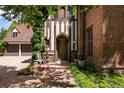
[87,26,93,56]
[12,32,18,37]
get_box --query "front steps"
[40,63,69,72]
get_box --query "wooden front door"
[57,36,68,60]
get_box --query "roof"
[4,23,33,42]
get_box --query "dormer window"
[12,28,19,37]
[13,32,18,37]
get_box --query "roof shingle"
[4,23,33,42]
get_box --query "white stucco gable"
[11,28,20,37]
[12,28,19,32]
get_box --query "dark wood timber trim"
[76,6,79,57]
[69,20,71,61]
[73,21,75,51]
[59,20,61,33]
[49,20,51,51]
[54,20,56,61]
[64,20,66,33]
[46,21,48,39]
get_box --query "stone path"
[0,62,76,88]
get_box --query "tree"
[0,40,6,56]
[0,27,7,40]
[7,21,16,32]
[0,5,58,60]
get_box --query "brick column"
[77,6,85,59]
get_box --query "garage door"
[6,44,19,56]
[21,44,32,56]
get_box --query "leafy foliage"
[0,27,7,40]
[18,63,34,75]
[70,65,124,88]
[7,21,16,32]
[0,21,16,56]
[32,51,37,60]
[0,40,6,56]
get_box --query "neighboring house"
[77,6,124,69]
[4,24,33,56]
[44,6,78,62]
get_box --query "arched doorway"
[57,35,68,60]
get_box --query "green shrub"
[32,51,37,60]
[70,65,97,88]
[18,68,33,75]
[83,57,103,72]
[70,65,124,88]
[18,64,34,75]
[108,68,120,76]
[0,40,6,56]
[82,57,97,72]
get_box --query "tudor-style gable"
[44,6,78,62]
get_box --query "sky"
[0,10,11,30]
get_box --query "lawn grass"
[70,65,124,88]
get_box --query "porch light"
[45,37,49,46]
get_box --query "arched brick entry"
[57,35,68,60]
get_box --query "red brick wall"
[102,6,124,68]
[86,6,104,60]
[78,6,124,69]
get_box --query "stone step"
[47,63,69,66]
[39,65,69,72]
[40,65,69,69]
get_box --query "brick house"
[4,6,124,69]
[77,6,124,69]
[4,24,33,56]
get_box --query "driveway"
[0,56,31,75]
[0,56,35,88]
